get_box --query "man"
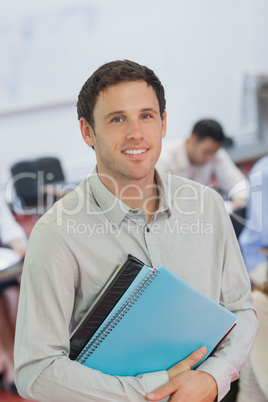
[156,119,248,210]
[14,60,257,401]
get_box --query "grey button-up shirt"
[14,169,258,401]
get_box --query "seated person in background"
[239,155,268,286]
[237,280,268,401]
[156,119,248,210]
[0,196,27,390]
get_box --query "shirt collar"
[89,168,129,226]
[154,169,171,215]
[89,167,171,225]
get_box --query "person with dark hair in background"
[14,60,257,402]
[0,196,27,391]
[157,119,248,210]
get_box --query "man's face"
[188,136,222,165]
[82,81,166,187]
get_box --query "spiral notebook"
[73,259,237,376]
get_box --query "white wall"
[1,104,96,185]
[1,0,268,188]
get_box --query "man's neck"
[120,181,159,222]
[98,170,160,222]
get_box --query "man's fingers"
[182,345,207,369]
[146,347,208,400]
[167,346,207,381]
[146,380,178,401]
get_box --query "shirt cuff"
[197,357,239,401]
[137,370,169,399]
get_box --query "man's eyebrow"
[104,107,159,120]
[104,110,125,119]
[141,108,158,114]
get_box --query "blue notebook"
[75,264,237,376]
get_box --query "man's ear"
[161,110,167,139]
[80,118,95,147]
[189,133,199,145]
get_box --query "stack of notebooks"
[70,255,237,376]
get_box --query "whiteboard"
[0,0,165,113]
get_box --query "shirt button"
[146,227,150,233]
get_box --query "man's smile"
[122,149,148,155]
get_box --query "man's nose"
[126,120,144,140]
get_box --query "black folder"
[69,254,145,360]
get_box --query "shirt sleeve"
[14,222,169,401]
[196,194,258,401]
[249,290,268,398]
[0,197,26,245]
[214,149,249,200]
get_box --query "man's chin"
[121,167,154,182]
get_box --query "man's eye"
[141,114,151,120]
[112,117,123,123]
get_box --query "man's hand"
[146,346,218,401]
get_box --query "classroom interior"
[1,1,268,401]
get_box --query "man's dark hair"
[77,60,166,129]
[192,119,227,143]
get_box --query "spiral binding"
[76,268,159,363]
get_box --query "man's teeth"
[123,149,147,155]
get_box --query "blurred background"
[1,0,268,190]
